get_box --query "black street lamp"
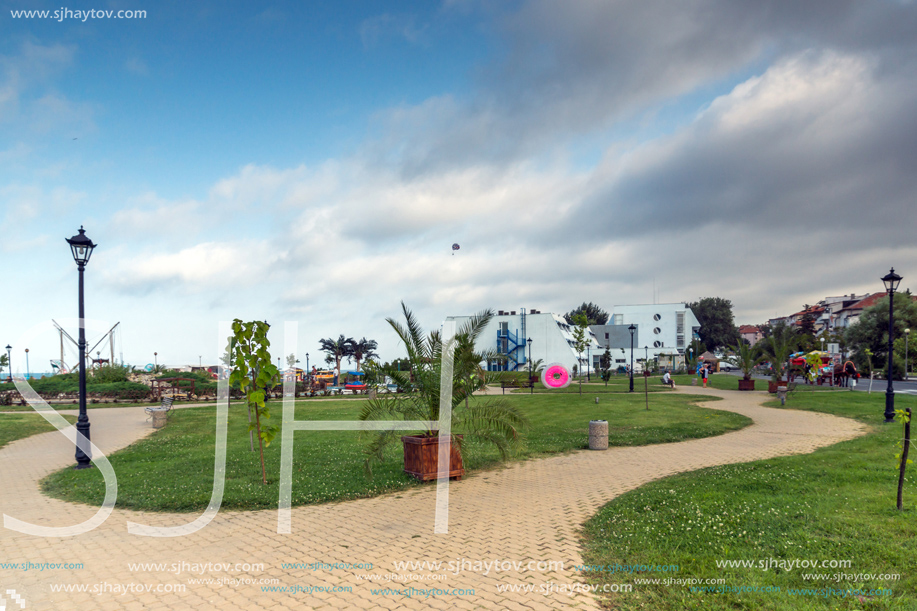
[882,267,902,423]
[66,226,96,469]
[628,324,636,392]
[527,338,533,394]
[5,344,12,382]
[306,352,310,383]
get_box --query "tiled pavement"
[0,387,864,610]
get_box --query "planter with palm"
[359,303,527,480]
[762,323,797,392]
[724,341,765,390]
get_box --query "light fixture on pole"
[586,343,591,381]
[66,226,97,469]
[306,352,310,384]
[527,338,533,394]
[906,328,911,382]
[5,344,12,382]
[154,351,158,368]
[882,267,902,423]
[24,348,29,380]
[628,324,636,392]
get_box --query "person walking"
[702,365,709,388]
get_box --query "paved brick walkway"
[0,388,864,610]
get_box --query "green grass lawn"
[40,392,748,512]
[581,387,917,610]
[0,413,78,449]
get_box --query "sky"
[1,0,915,372]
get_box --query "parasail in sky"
[452,243,460,255]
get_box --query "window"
[654,340,662,348]
[653,313,661,321]
[613,314,623,325]
[615,359,625,363]
[653,327,661,334]
[605,332,609,339]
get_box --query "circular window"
[653,313,661,321]
[653,327,662,334]
[653,341,662,348]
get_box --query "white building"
[443,308,600,374]
[608,303,701,361]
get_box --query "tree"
[846,294,917,380]
[349,338,379,372]
[359,303,527,474]
[724,342,765,381]
[229,319,280,485]
[286,353,299,369]
[571,313,589,395]
[319,335,354,374]
[761,322,798,382]
[688,297,739,350]
[564,302,609,326]
[0,353,8,381]
[599,348,612,386]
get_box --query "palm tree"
[724,341,765,381]
[349,338,379,372]
[318,335,354,375]
[761,323,798,382]
[359,303,527,473]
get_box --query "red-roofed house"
[833,292,888,328]
[739,325,763,346]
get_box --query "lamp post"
[527,338,533,394]
[306,352,310,384]
[882,268,902,423]
[628,324,636,392]
[24,348,29,380]
[906,329,910,381]
[66,226,97,469]
[6,344,12,382]
[199,355,202,369]
[586,343,591,381]
[154,352,158,368]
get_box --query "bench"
[500,380,535,394]
[145,397,174,428]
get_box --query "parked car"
[719,362,736,372]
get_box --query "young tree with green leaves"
[572,312,590,395]
[229,319,280,485]
[286,353,299,369]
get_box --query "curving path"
[0,387,864,610]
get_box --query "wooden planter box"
[768,380,788,393]
[401,434,464,481]
[738,379,756,391]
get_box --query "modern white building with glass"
[443,308,600,374]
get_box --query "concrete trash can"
[150,407,168,429]
[589,420,608,450]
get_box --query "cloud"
[124,57,148,75]
[359,13,428,49]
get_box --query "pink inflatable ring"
[541,363,572,389]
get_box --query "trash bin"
[150,407,168,429]
[589,420,608,450]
